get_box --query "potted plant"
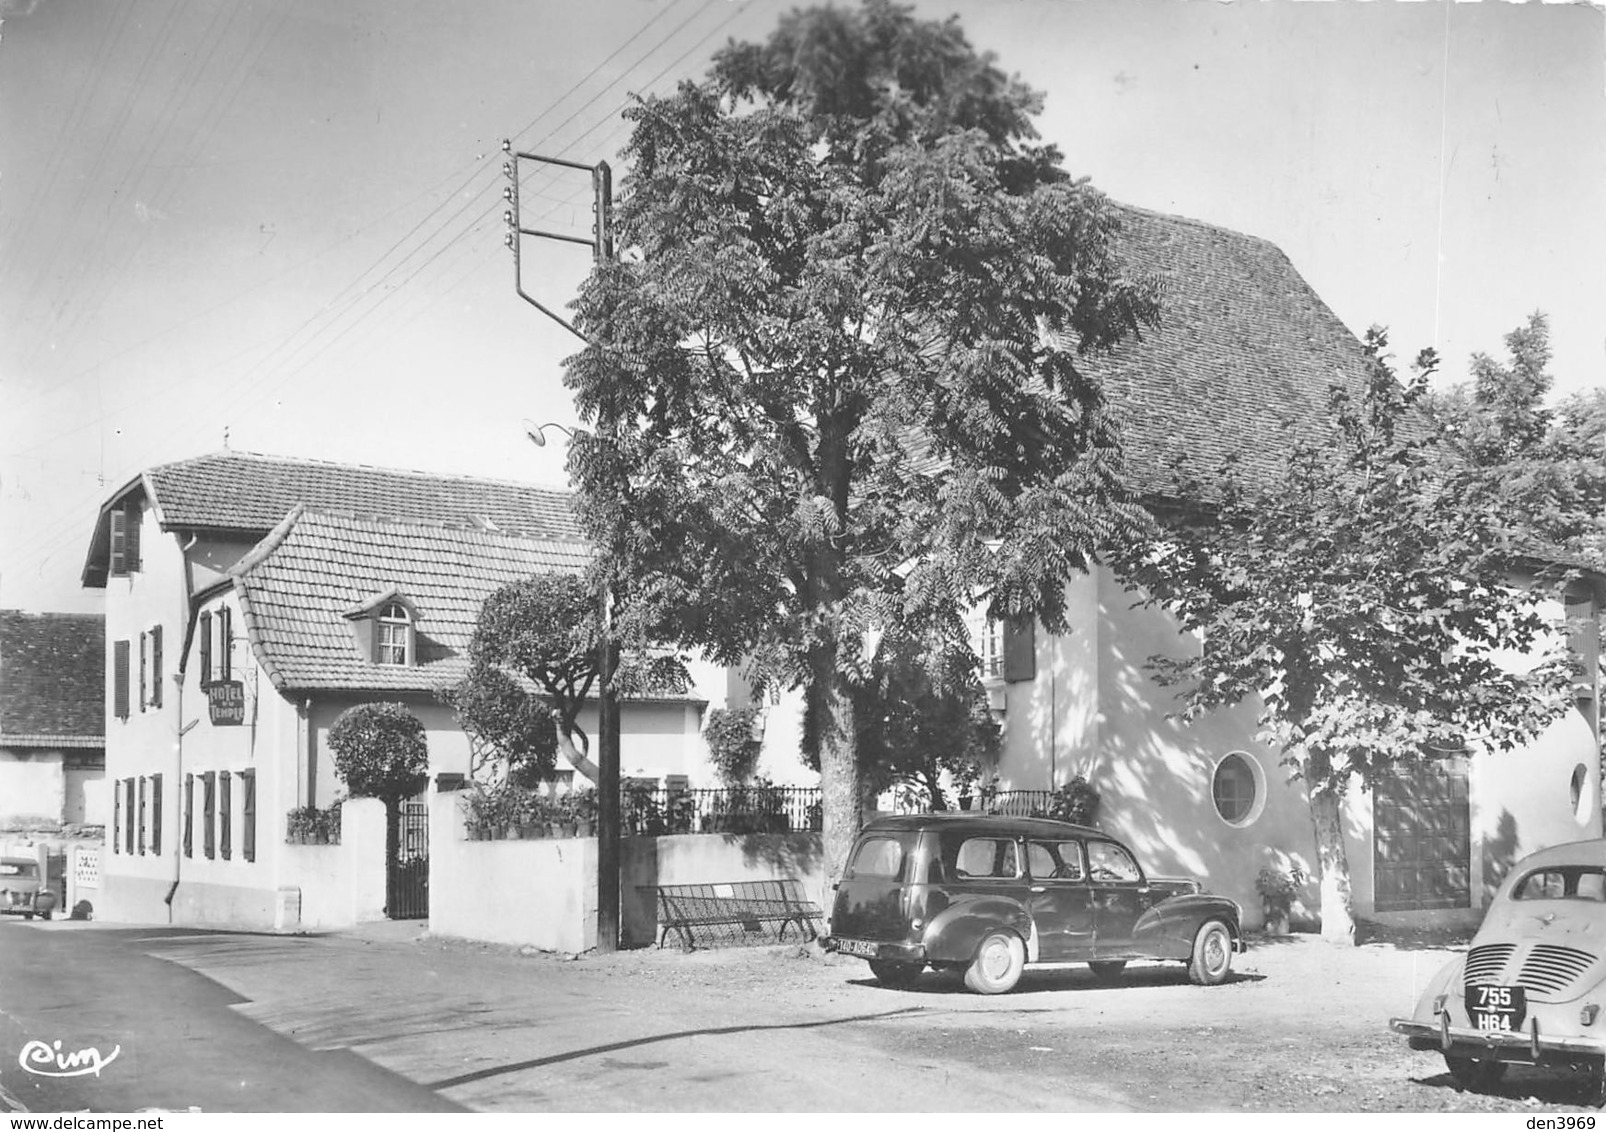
[1256,863,1307,935]
[570,788,597,837]
[285,806,318,845]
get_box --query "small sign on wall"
[207,681,245,726]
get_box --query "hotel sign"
[207,681,245,726]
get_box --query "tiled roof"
[230,510,591,693]
[0,611,105,746]
[1089,204,1374,496]
[148,450,580,538]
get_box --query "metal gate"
[387,801,428,920]
[1373,758,1470,912]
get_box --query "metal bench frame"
[643,879,823,950]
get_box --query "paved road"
[0,918,1128,1113]
[0,920,463,1113]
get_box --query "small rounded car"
[0,856,58,921]
[1389,837,1606,1106]
[823,813,1244,994]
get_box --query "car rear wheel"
[1187,920,1234,986]
[964,930,1025,995]
[867,959,924,988]
[1088,960,1127,982]
[1445,1055,1507,1092]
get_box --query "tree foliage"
[327,702,429,805]
[1125,329,1575,941]
[1427,312,1606,560]
[563,0,1159,879]
[703,706,765,785]
[457,572,688,784]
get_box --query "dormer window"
[109,501,143,577]
[377,603,411,666]
[343,588,418,668]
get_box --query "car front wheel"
[1445,1055,1507,1092]
[964,930,1025,995]
[867,959,924,988]
[1187,920,1234,986]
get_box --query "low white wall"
[275,796,388,929]
[429,788,597,953]
[428,785,827,952]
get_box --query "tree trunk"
[555,728,600,785]
[813,658,862,891]
[1308,785,1357,945]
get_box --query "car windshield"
[0,862,34,877]
[1511,865,1606,902]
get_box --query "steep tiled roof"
[148,450,579,537]
[1089,204,1373,496]
[230,510,590,693]
[0,611,105,747]
[84,451,581,588]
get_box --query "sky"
[1,0,1602,615]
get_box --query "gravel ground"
[457,922,1605,1113]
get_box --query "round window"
[1212,753,1259,826]
[1570,763,1590,823]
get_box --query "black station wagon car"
[824,814,1244,994]
[1390,838,1606,1105]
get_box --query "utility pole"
[502,141,621,954]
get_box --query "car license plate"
[835,938,879,958]
[1465,985,1527,1031]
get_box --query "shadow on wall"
[733,831,824,877]
[1018,586,1324,923]
[1482,808,1522,904]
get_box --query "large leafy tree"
[564,0,1160,880]
[1126,331,1574,942]
[1428,312,1606,560]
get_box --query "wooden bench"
[643,879,824,950]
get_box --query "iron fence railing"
[888,789,1061,817]
[623,785,822,836]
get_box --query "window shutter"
[203,773,216,859]
[241,770,256,863]
[109,509,127,576]
[124,780,135,854]
[137,777,147,854]
[220,607,232,681]
[138,632,148,711]
[125,502,142,571]
[1003,617,1036,683]
[113,641,130,719]
[199,613,212,684]
[183,773,194,858]
[220,771,232,861]
[151,626,163,708]
[151,773,163,855]
[113,784,121,854]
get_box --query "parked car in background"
[1390,838,1606,1107]
[825,814,1244,994]
[0,857,58,920]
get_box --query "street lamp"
[525,419,622,954]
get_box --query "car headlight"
[1433,994,1448,1016]
[1582,1004,1600,1027]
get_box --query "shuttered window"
[151,773,163,855]
[183,773,194,858]
[113,784,122,854]
[199,612,212,684]
[137,776,147,854]
[124,780,136,854]
[150,626,163,708]
[108,503,142,576]
[203,773,216,859]
[220,771,232,861]
[219,607,233,680]
[113,640,130,719]
[138,632,148,712]
[1003,617,1036,683]
[241,770,256,863]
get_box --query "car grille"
[1464,944,1516,984]
[1516,945,1596,996]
